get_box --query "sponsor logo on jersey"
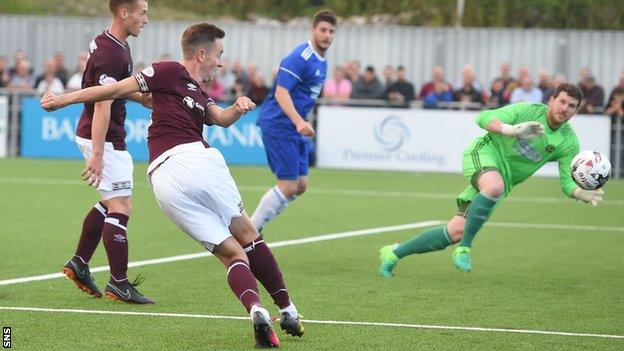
[141,66,155,77]
[513,139,541,161]
[183,96,195,109]
[99,74,118,86]
[183,96,206,113]
[315,69,321,76]
[545,144,555,153]
[89,40,98,54]
[187,83,197,91]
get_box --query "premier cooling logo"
[341,114,445,166]
[373,115,411,152]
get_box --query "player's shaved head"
[313,9,337,27]
[181,23,225,60]
[109,0,145,14]
[552,83,583,108]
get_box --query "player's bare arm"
[84,100,113,187]
[40,77,141,111]
[126,92,153,109]
[205,96,256,127]
[275,85,315,137]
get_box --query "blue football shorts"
[262,134,309,180]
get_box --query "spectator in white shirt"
[510,76,543,103]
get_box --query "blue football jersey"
[257,41,327,139]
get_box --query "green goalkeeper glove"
[572,188,604,206]
[501,122,545,139]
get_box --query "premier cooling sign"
[316,105,610,176]
[316,106,482,173]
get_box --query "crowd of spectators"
[1,49,623,117]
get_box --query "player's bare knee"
[477,172,504,198]
[106,197,132,215]
[279,182,298,198]
[229,214,261,243]
[213,238,248,266]
[296,184,307,196]
[481,185,503,198]
[446,216,465,243]
[447,225,463,243]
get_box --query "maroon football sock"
[227,260,261,312]
[102,212,129,282]
[244,238,291,309]
[75,202,107,264]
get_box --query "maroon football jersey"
[133,61,215,163]
[76,30,133,150]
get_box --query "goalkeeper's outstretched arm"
[485,119,545,139]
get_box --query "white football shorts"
[75,136,133,200]
[149,146,244,252]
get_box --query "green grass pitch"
[0,158,622,350]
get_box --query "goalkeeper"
[379,83,604,277]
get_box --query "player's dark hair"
[181,23,225,60]
[313,9,337,27]
[109,0,145,14]
[552,83,583,108]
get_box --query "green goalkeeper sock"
[459,192,499,248]
[393,226,453,258]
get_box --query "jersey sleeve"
[556,130,580,197]
[276,52,305,91]
[90,47,127,86]
[133,62,176,94]
[476,103,530,129]
[203,98,218,126]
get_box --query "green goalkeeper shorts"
[456,135,509,216]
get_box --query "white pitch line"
[1,306,622,340]
[1,219,622,287]
[0,221,443,286]
[1,176,622,206]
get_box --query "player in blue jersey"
[251,10,337,232]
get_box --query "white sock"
[250,186,290,231]
[279,303,298,318]
[250,304,270,320]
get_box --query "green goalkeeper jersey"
[475,102,579,197]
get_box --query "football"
[570,150,611,190]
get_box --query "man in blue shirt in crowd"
[251,9,337,232]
